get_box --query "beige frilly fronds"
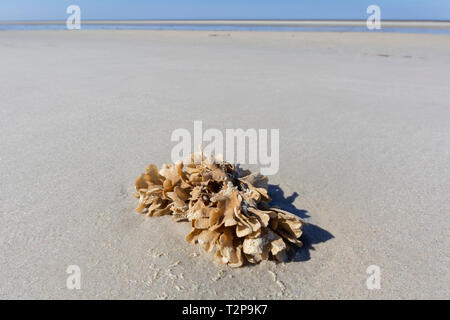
[133,153,305,267]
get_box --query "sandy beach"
[1,30,449,299]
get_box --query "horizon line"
[1,18,450,23]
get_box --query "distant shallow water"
[1,23,450,34]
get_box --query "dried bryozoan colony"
[133,153,305,267]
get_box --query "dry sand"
[0,30,449,299]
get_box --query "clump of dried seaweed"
[133,152,305,268]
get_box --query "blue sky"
[0,0,449,21]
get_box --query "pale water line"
[1,20,450,34]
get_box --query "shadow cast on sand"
[268,184,334,262]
